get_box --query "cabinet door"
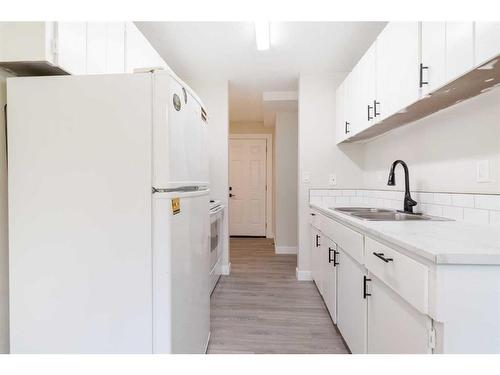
[475,22,500,66]
[322,238,338,323]
[106,22,125,73]
[57,22,87,74]
[367,276,432,353]
[358,42,377,131]
[342,72,355,139]
[311,227,322,292]
[86,22,107,74]
[445,22,474,81]
[337,248,367,354]
[421,22,446,96]
[335,81,345,143]
[376,22,420,120]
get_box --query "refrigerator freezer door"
[153,71,209,189]
[7,73,154,353]
[152,189,210,353]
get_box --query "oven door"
[209,207,223,269]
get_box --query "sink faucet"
[387,160,417,213]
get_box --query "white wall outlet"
[302,171,311,184]
[329,174,337,185]
[476,160,491,183]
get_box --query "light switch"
[302,172,311,184]
[477,160,490,183]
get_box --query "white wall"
[297,73,364,278]
[188,79,230,271]
[275,112,298,252]
[0,71,9,353]
[362,88,500,194]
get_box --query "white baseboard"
[275,246,297,254]
[296,267,312,281]
[220,262,231,275]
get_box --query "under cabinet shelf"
[341,55,500,143]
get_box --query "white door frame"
[229,134,273,239]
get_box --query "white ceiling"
[136,22,387,123]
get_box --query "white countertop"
[310,203,500,265]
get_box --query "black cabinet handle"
[310,213,316,216]
[419,63,429,88]
[345,121,350,134]
[367,104,373,121]
[315,234,320,247]
[373,252,394,263]
[334,250,339,266]
[363,275,371,299]
[373,100,380,117]
[328,247,334,263]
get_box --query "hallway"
[207,238,349,354]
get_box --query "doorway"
[229,135,273,237]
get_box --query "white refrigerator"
[7,71,210,353]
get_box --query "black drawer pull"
[328,247,334,263]
[315,234,320,247]
[373,252,393,263]
[363,275,371,299]
[334,250,339,266]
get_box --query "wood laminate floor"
[207,238,349,354]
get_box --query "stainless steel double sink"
[331,207,451,221]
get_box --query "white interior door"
[229,138,267,236]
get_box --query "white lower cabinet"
[322,237,338,323]
[310,226,323,294]
[367,275,432,354]
[337,247,367,354]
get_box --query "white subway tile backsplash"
[421,204,444,217]
[323,197,336,207]
[442,206,464,221]
[418,192,434,204]
[464,208,490,224]
[335,196,350,205]
[342,190,357,196]
[328,190,342,197]
[310,196,323,205]
[350,196,364,205]
[489,211,500,225]
[434,193,452,206]
[451,194,475,208]
[475,195,500,211]
[309,189,500,225]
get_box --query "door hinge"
[428,327,436,350]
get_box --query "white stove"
[209,199,224,293]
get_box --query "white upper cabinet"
[375,22,420,121]
[86,23,107,74]
[105,23,126,74]
[445,22,474,82]
[0,22,161,77]
[420,22,446,96]
[336,21,500,144]
[357,42,377,131]
[57,22,87,75]
[474,22,500,66]
[335,80,346,142]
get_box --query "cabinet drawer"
[321,216,363,264]
[310,210,321,229]
[365,237,428,314]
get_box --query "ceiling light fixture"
[255,21,270,51]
